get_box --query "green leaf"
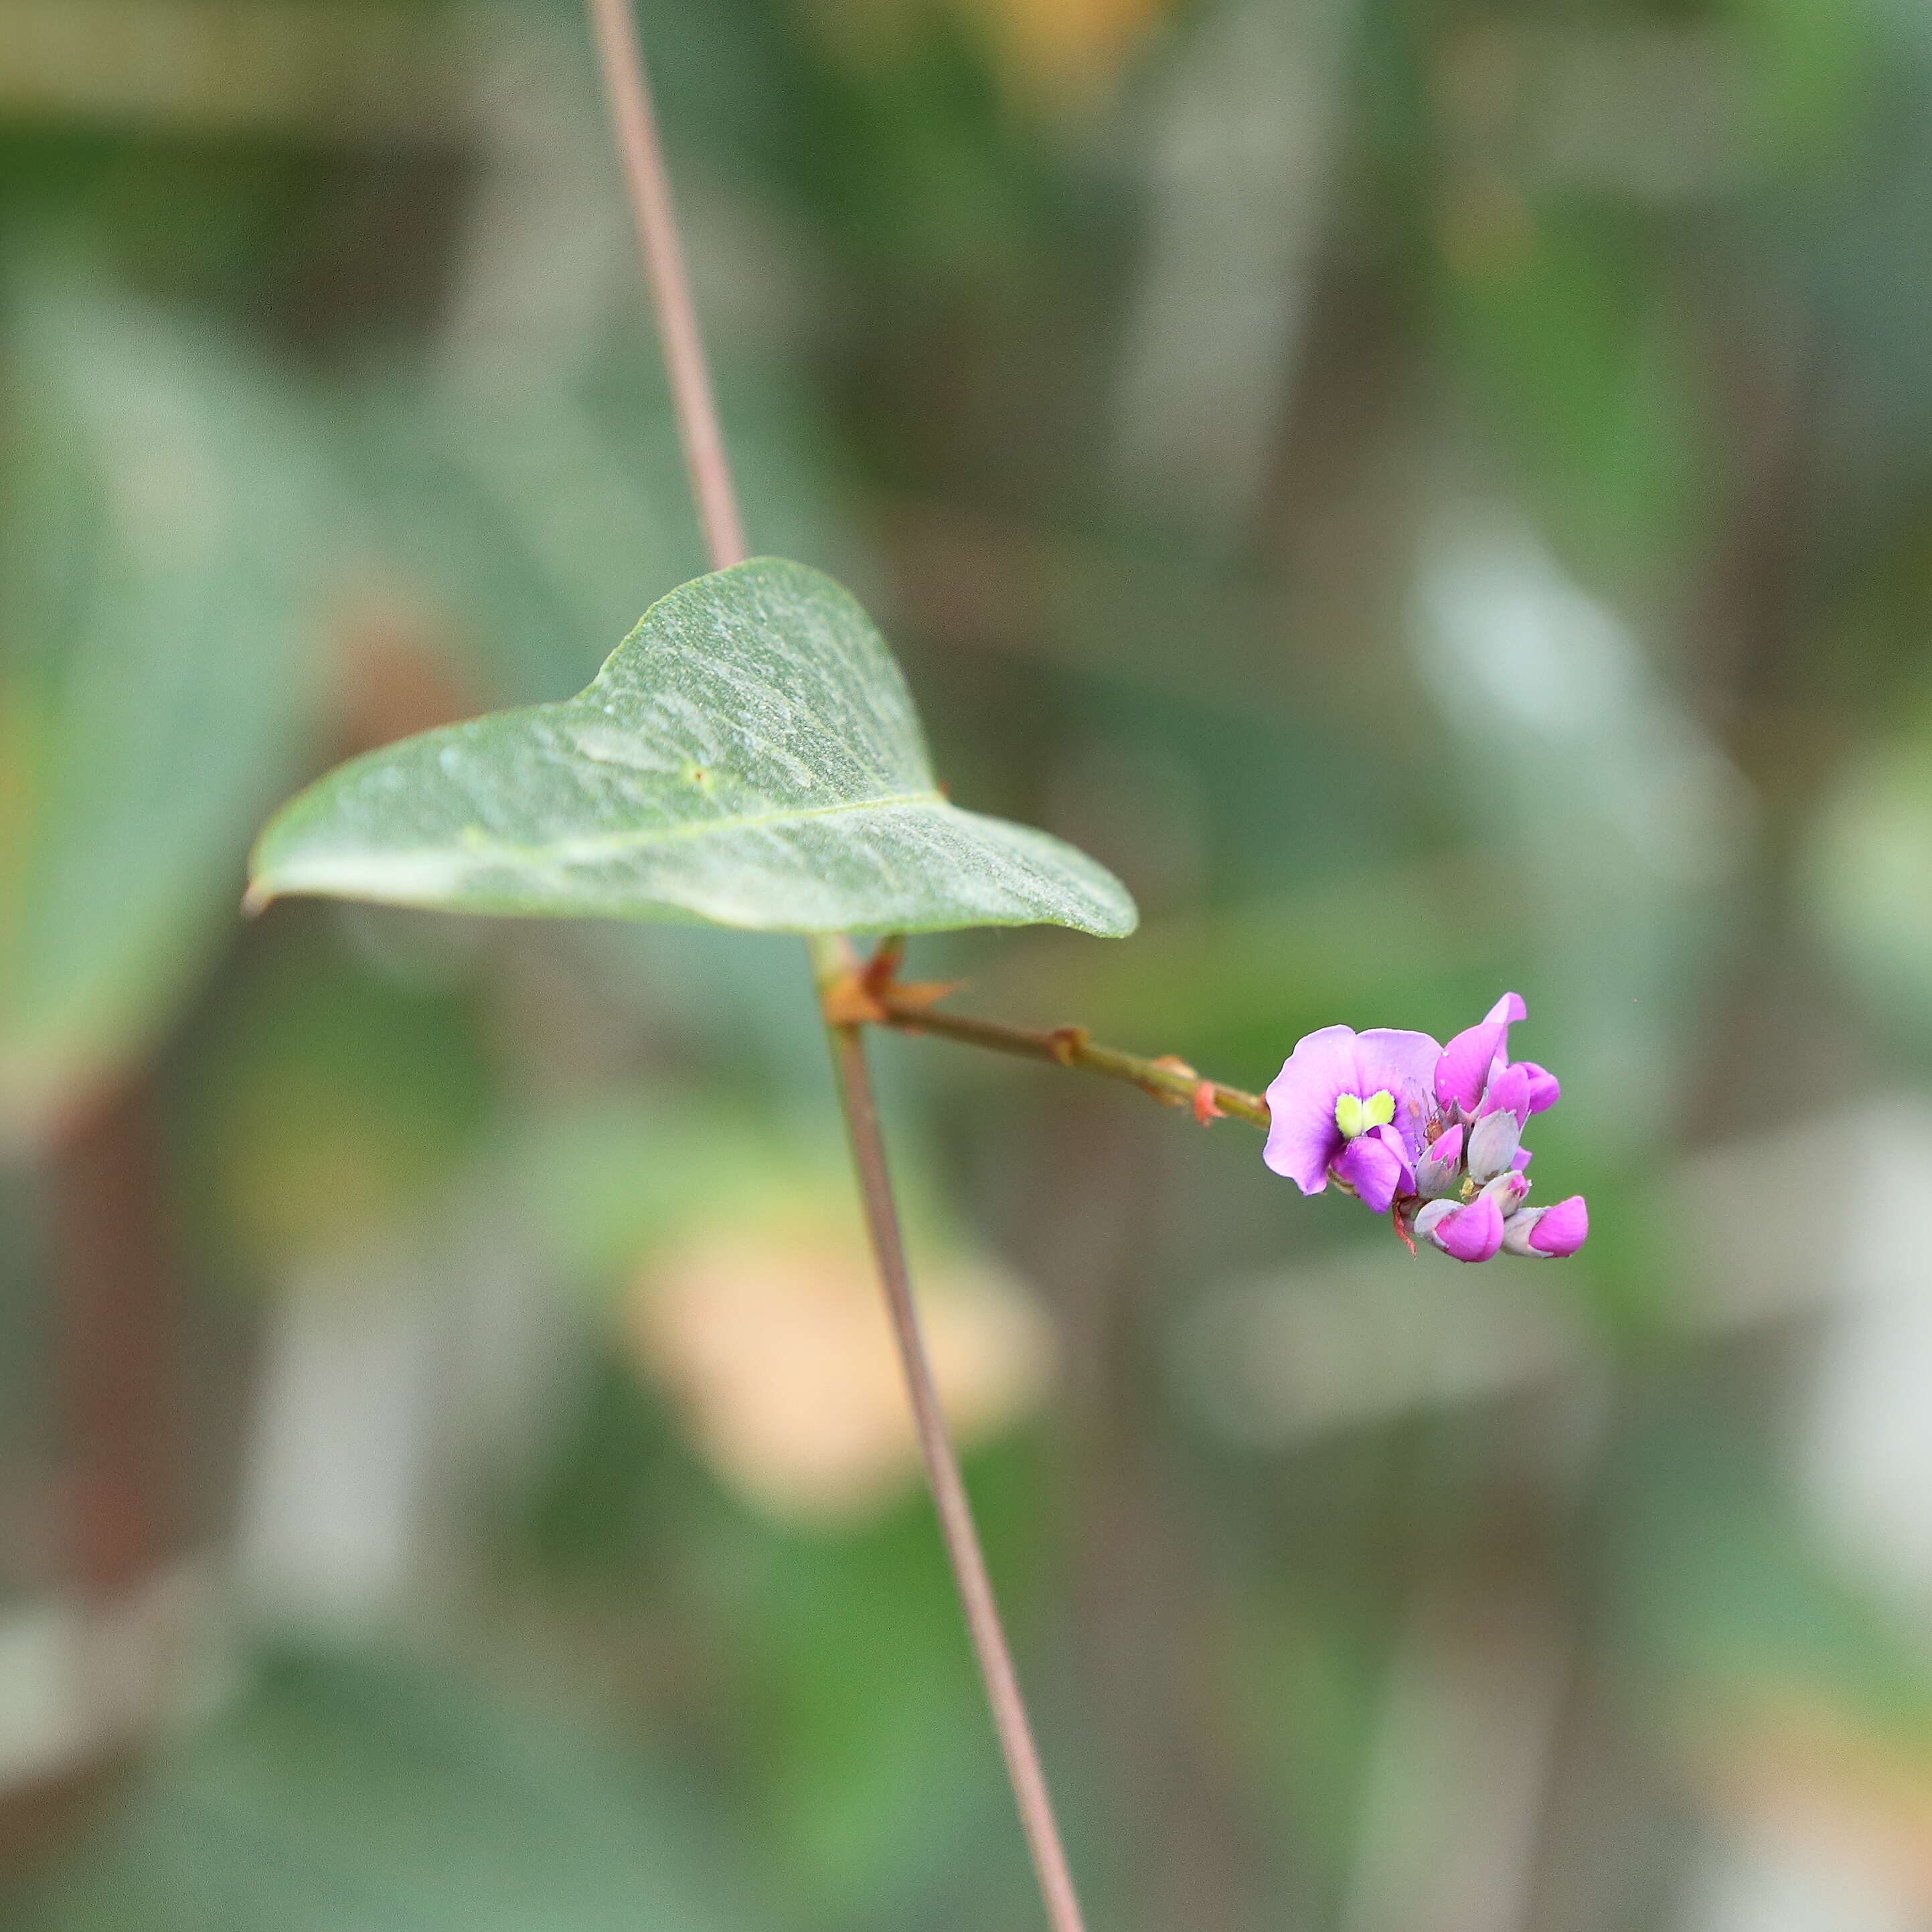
[341,333,860,708]
[248,558,1137,938]
[179,925,497,1272]
[0,274,337,1152]
[15,1647,775,1932]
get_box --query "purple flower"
[1263,1025,1440,1200]
[1263,993,1586,1262]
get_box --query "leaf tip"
[1084,886,1139,940]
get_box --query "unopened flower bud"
[1528,1194,1587,1256]
[1465,1109,1521,1183]
[1479,1170,1529,1217]
[1501,1208,1544,1256]
[1414,1199,1455,1240]
[1501,1194,1587,1257]
[1414,1123,1464,1198]
[1417,1190,1505,1263]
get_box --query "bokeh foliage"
[9,0,1932,1929]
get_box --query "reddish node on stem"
[1191,1081,1224,1126]
[891,979,966,1012]
[1047,1026,1089,1067]
[854,937,960,1018]
[1143,1053,1196,1108]
[860,935,906,1001]
[821,972,888,1026]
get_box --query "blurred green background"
[7,0,1932,1927]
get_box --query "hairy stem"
[584,11,1088,1929]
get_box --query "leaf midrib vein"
[445,786,949,867]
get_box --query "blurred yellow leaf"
[1694,1688,1932,1910]
[817,0,1172,110]
[627,1210,1052,1525]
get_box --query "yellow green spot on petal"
[1336,1089,1395,1139]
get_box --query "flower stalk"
[827,945,1269,1129]
[836,952,1587,1265]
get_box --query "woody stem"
[584,8,1089,1930]
[813,953,1091,1932]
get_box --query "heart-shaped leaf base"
[249,558,1137,938]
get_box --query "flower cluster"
[1261,993,1586,1262]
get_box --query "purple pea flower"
[1263,993,1586,1262]
[1262,1025,1439,1214]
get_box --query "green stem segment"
[872,990,1271,1129]
[586,11,1089,1931]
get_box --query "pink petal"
[1263,1026,1357,1193]
[1528,1195,1588,1256]
[1477,1062,1531,1124]
[1435,1020,1506,1111]
[1519,1062,1560,1113]
[1428,1192,1505,1263]
[1355,1029,1443,1105]
[1334,1129,1405,1214]
[1370,1123,1415,1194]
[1485,991,1526,1064]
